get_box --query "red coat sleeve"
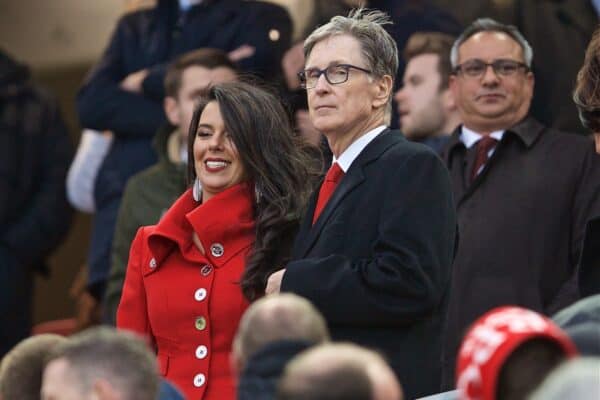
[116,227,154,347]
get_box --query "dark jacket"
[0,50,73,272]
[282,129,457,399]
[237,340,312,400]
[79,0,292,293]
[441,117,600,386]
[104,125,187,324]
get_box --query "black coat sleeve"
[1,94,73,266]
[76,16,166,137]
[282,149,457,327]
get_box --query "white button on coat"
[196,345,208,359]
[193,373,206,387]
[149,258,157,269]
[194,288,207,301]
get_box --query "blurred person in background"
[117,82,318,399]
[0,49,73,358]
[277,343,403,400]
[76,0,292,314]
[395,32,460,153]
[0,334,66,400]
[103,48,238,324]
[41,327,159,400]
[232,293,330,400]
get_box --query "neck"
[441,112,462,136]
[326,114,385,158]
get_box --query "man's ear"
[164,96,180,126]
[372,75,394,109]
[441,87,457,112]
[92,379,120,400]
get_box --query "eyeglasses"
[298,64,372,89]
[453,59,529,78]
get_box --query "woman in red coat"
[117,82,317,399]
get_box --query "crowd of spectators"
[2,1,600,399]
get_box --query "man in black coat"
[265,9,457,399]
[441,18,600,387]
[76,0,292,304]
[0,49,73,357]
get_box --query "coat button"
[195,345,208,359]
[210,243,224,257]
[269,29,280,41]
[200,264,213,276]
[149,258,157,269]
[194,288,207,301]
[193,373,206,387]
[195,317,207,331]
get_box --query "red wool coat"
[117,184,254,400]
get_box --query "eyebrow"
[197,123,214,130]
[305,60,349,70]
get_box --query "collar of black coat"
[445,115,544,155]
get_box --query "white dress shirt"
[333,125,387,172]
[459,126,504,176]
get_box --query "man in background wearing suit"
[265,9,457,399]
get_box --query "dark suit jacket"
[441,117,600,387]
[281,129,457,399]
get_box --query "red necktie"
[313,162,344,225]
[471,136,498,182]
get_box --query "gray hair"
[47,327,159,400]
[303,8,399,121]
[450,18,533,68]
[529,358,600,400]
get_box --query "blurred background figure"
[528,357,600,400]
[553,294,600,356]
[0,334,66,400]
[103,48,239,325]
[41,327,159,400]
[76,0,293,316]
[277,343,403,400]
[0,48,73,357]
[232,293,330,400]
[395,32,460,153]
[455,307,578,400]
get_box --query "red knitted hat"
[455,306,578,400]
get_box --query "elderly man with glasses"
[264,8,457,399]
[440,18,600,389]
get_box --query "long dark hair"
[187,81,321,301]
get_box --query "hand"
[228,45,255,62]
[265,269,286,295]
[282,42,305,90]
[119,69,149,93]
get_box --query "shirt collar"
[460,125,505,148]
[333,125,387,172]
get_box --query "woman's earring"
[254,183,262,204]
[193,178,202,202]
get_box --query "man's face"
[395,53,448,139]
[41,359,86,400]
[450,31,534,132]
[166,65,237,140]
[305,34,390,143]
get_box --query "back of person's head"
[0,334,66,400]
[277,343,403,400]
[42,327,158,400]
[404,32,455,91]
[233,293,330,369]
[574,26,600,132]
[456,306,577,400]
[164,48,239,98]
[528,357,600,400]
[553,294,600,356]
